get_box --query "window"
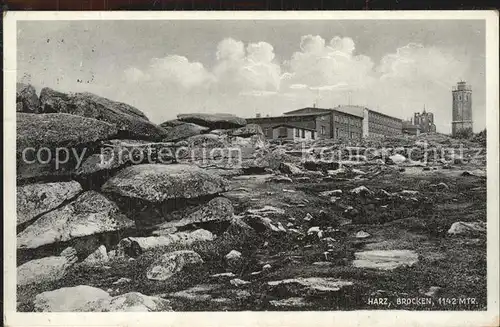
[302,129,305,138]
[312,131,315,140]
[335,128,339,138]
[350,132,354,139]
[321,126,326,135]
[458,95,462,101]
[295,128,300,137]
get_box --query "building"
[247,111,332,140]
[248,105,401,141]
[402,121,421,136]
[283,106,364,140]
[413,107,436,133]
[452,81,473,136]
[361,107,403,138]
[270,124,316,141]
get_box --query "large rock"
[177,113,247,129]
[17,181,83,225]
[181,134,228,149]
[17,113,118,156]
[104,292,172,312]
[75,140,176,175]
[163,123,209,142]
[33,286,172,312]
[17,191,135,249]
[38,88,167,141]
[229,124,263,137]
[16,83,40,113]
[147,250,204,281]
[447,221,486,236]
[33,285,112,312]
[17,248,78,286]
[155,197,234,229]
[353,250,419,270]
[101,164,229,202]
[117,229,215,257]
[159,119,184,129]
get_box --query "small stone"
[304,213,313,221]
[113,277,132,285]
[229,278,250,287]
[355,231,371,239]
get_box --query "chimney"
[256,113,261,118]
[266,114,270,117]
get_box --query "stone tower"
[452,81,473,136]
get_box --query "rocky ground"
[15,83,487,312]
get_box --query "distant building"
[413,107,436,133]
[247,105,402,141]
[270,124,316,141]
[452,81,473,136]
[402,120,421,136]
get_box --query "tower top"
[453,81,472,91]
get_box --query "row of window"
[335,128,361,139]
[369,114,401,127]
[334,115,362,127]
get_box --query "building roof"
[284,106,364,119]
[332,105,365,118]
[271,123,317,132]
[246,112,329,120]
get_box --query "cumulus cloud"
[283,35,375,90]
[213,38,281,93]
[124,55,213,89]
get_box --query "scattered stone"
[16,180,83,226]
[17,191,134,249]
[353,250,419,270]
[350,186,372,195]
[225,250,243,271]
[146,250,204,281]
[389,154,406,164]
[82,245,109,265]
[271,175,293,183]
[33,285,112,312]
[243,215,282,233]
[447,221,486,236]
[319,189,342,197]
[400,190,419,196]
[279,162,304,175]
[230,278,250,287]
[102,164,229,202]
[355,231,371,239]
[230,124,263,137]
[210,272,236,279]
[262,264,272,270]
[424,286,442,297]
[269,297,314,308]
[118,229,214,258]
[246,206,285,216]
[304,213,313,222]
[437,182,450,189]
[267,277,353,295]
[168,284,219,301]
[113,277,132,285]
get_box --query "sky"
[17,19,486,133]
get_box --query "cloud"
[124,55,213,89]
[283,35,375,90]
[213,38,281,94]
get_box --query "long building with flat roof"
[248,105,402,140]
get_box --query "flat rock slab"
[17,180,83,225]
[177,113,246,129]
[269,297,315,309]
[17,113,118,156]
[448,221,486,235]
[118,229,215,257]
[34,286,172,312]
[267,277,353,295]
[168,284,221,301]
[17,191,135,249]
[102,164,229,202]
[34,285,112,312]
[353,250,419,270]
[39,88,166,141]
[155,197,234,229]
[163,123,209,142]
